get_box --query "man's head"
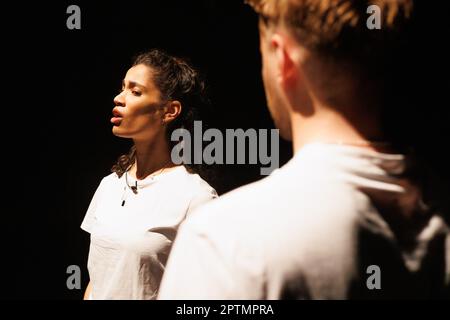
[246,0,414,140]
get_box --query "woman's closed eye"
[118,87,142,97]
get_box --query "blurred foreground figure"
[159,0,449,299]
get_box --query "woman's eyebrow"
[123,80,147,90]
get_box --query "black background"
[5,0,450,300]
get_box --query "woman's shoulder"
[177,167,217,196]
[97,172,121,187]
[178,168,218,214]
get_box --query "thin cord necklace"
[121,160,172,206]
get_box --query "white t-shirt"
[81,165,217,300]
[158,143,450,299]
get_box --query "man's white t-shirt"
[81,165,217,299]
[158,143,450,299]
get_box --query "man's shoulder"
[179,165,366,285]
[187,164,364,234]
[183,172,277,234]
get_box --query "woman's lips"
[111,107,124,125]
[111,117,123,125]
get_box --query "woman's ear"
[162,100,182,124]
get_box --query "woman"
[81,49,217,300]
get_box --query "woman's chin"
[112,126,129,138]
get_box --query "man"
[158,0,450,299]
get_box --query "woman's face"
[112,64,166,141]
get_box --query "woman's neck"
[130,138,174,180]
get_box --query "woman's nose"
[114,92,125,106]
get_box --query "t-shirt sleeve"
[80,178,106,233]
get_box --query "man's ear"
[271,33,298,87]
[271,32,312,115]
[163,100,182,124]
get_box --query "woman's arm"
[83,281,92,300]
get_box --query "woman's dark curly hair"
[111,49,209,178]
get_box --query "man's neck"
[291,107,387,154]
